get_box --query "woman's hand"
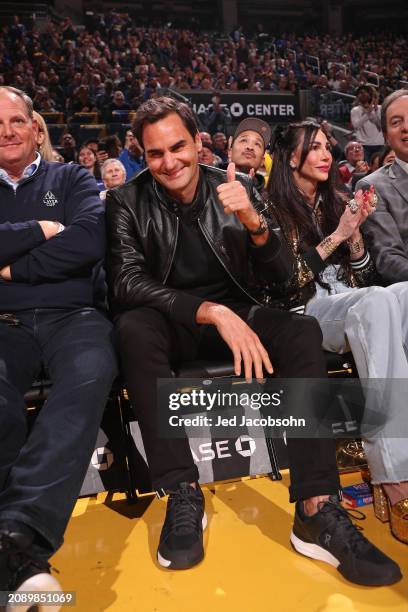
[333,186,376,242]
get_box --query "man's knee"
[292,314,323,345]
[274,312,323,349]
[116,307,170,356]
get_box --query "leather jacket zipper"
[197,218,261,306]
[163,216,179,284]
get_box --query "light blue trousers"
[305,273,408,484]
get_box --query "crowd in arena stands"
[2,12,408,120]
[2,71,408,601]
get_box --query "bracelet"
[320,236,338,256]
[247,213,268,236]
[347,236,364,254]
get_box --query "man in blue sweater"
[0,87,117,602]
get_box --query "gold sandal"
[373,484,408,544]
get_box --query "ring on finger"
[370,194,378,208]
[348,198,359,214]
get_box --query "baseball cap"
[232,118,271,150]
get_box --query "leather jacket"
[106,164,294,326]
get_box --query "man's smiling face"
[143,112,202,204]
[0,90,38,175]
[385,95,408,163]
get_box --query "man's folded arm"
[0,220,46,268]
[9,169,106,284]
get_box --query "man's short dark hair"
[133,96,198,148]
[0,86,33,119]
[381,89,408,134]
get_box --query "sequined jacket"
[261,199,379,313]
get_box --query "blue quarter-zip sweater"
[0,160,106,311]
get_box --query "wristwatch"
[248,213,268,236]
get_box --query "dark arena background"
[1,1,408,611]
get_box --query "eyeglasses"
[348,146,363,152]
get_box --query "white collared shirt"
[0,152,41,192]
[395,157,408,175]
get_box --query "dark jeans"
[116,305,341,502]
[0,308,117,559]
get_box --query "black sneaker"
[290,496,402,586]
[157,482,207,570]
[0,527,62,612]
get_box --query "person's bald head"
[0,86,33,119]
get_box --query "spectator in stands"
[104,135,123,159]
[60,132,77,163]
[78,145,103,187]
[119,131,144,180]
[198,143,218,166]
[212,131,228,163]
[108,90,131,122]
[338,141,370,191]
[227,118,271,193]
[378,144,396,168]
[368,150,382,173]
[204,94,230,136]
[96,80,114,123]
[67,84,95,117]
[199,131,213,147]
[0,85,117,599]
[351,85,384,161]
[33,111,54,163]
[266,119,408,547]
[83,138,99,156]
[52,150,64,163]
[319,120,344,161]
[104,96,400,585]
[100,158,127,201]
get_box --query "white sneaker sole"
[6,573,63,612]
[157,512,208,568]
[290,531,340,568]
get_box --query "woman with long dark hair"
[265,120,408,545]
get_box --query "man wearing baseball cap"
[227,117,271,192]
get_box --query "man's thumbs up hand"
[226,161,236,182]
[217,163,259,230]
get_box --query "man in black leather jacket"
[105,97,397,587]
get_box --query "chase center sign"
[187,91,300,123]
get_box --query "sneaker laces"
[317,498,370,552]
[0,532,55,591]
[167,486,202,535]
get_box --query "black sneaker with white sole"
[290,496,402,586]
[157,482,207,570]
[0,526,62,612]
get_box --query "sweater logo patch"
[43,191,58,207]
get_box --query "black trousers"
[116,305,341,502]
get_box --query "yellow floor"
[53,472,408,612]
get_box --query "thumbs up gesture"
[216,162,261,231]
